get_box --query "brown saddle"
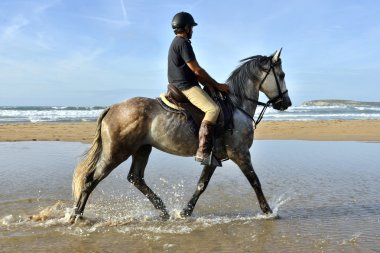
[166,84,204,128]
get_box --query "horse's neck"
[234,79,260,117]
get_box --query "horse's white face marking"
[260,64,286,99]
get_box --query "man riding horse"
[168,12,229,165]
[70,11,291,222]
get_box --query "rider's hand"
[215,83,230,93]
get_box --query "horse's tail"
[72,107,111,202]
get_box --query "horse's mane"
[227,55,270,106]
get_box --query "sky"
[0,0,379,106]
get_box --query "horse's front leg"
[231,151,272,214]
[181,165,217,218]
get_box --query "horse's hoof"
[68,215,77,224]
[160,212,170,221]
[68,214,84,224]
[261,204,272,215]
[180,209,192,218]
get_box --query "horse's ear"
[271,48,282,63]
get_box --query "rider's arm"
[186,59,229,93]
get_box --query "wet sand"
[1,141,380,252]
[0,120,379,142]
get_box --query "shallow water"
[0,141,379,252]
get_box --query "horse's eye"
[279,72,285,79]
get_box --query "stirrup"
[195,151,222,167]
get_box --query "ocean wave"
[301,99,380,107]
[0,106,106,111]
[0,106,104,123]
[263,113,380,121]
[1,104,380,123]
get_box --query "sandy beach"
[0,120,379,142]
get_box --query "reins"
[236,102,270,128]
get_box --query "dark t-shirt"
[168,36,199,90]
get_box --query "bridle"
[240,59,288,127]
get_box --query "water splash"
[0,201,70,229]
[338,233,361,245]
[29,201,65,222]
[1,191,292,237]
[254,193,292,219]
[1,215,15,226]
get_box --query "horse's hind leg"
[231,151,272,214]
[72,158,125,222]
[181,165,217,217]
[127,145,170,220]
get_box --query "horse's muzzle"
[272,94,292,111]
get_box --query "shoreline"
[0,120,380,143]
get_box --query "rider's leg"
[182,86,220,162]
[182,85,220,124]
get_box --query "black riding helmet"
[171,12,197,33]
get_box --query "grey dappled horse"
[70,49,292,222]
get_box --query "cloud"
[120,0,128,22]
[80,15,130,26]
[188,0,205,11]
[58,48,105,69]
[34,0,61,14]
[79,0,131,27]
[0,1,60,44]
[1,15,30,39]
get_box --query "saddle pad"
[159,93,183,111]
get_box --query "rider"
[168,12,229,164]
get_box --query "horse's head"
[259,49,292,111]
